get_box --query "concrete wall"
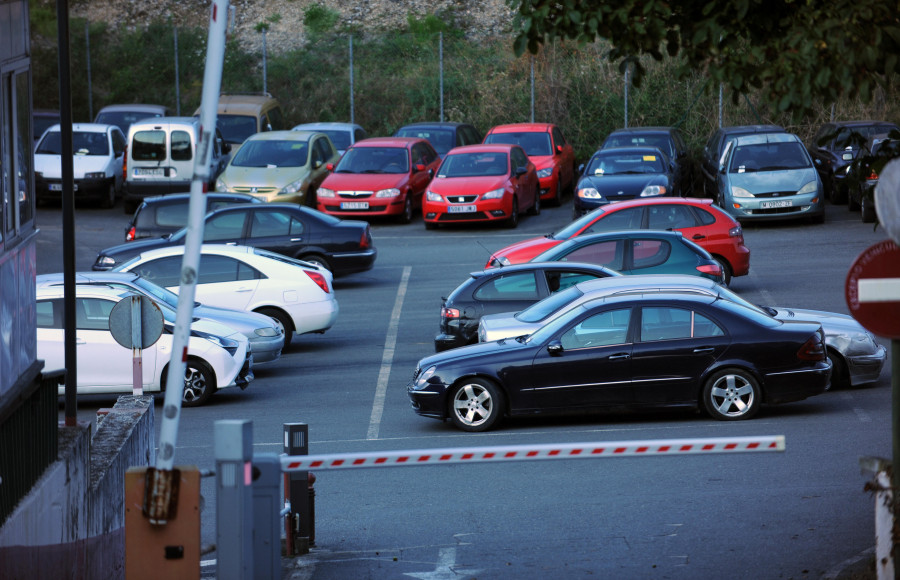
[0,395,155,579]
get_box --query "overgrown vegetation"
[31,12,899,163]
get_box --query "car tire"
[505,197,519,229]
[831,179,848,204]
[714,256,732,287]
[552,177,563,206]
[399,196,413,224]
[99,183,116,209]
[826,350,846,391]
[847,191,860,211]
[528,187,541,216]
[299,254,331,274]
[861,194,877,223]
[702,368,761,421]
[164,359,215,407]
[256,307,294,348]
[448,378,505,432]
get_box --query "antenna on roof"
[476,240,501,268]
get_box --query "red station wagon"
[317,137,441,223]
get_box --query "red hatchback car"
[316,137,441,223]
[486,197,751,285]
[482,123,576,205]
[423,144,540,229]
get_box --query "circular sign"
[875,158,900,245]
[109,294,165,349]
[845,239,900,338]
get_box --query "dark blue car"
[573,147,676,218]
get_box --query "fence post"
[85,20,93,121]
[349,36,355,125]
[215,420,254,580]
[283,422,311,554]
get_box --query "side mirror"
[326,163,335,171]
[415,163,426,173]
[556,145,563,155]
[547,340,564,356]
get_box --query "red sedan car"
[485,197,751,286]
[482,123,576,206]
[423,144,540,229]
[317,137,441,223]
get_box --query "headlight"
[577,187,602,199]
[318,187,335,198]
[844,165,853,175]
[640,185,667,197]
[375,188,400,198]
[537,167,553,178]
[426,190,442,202]
[281,178,305,194]
[482,188,505,200]
[731,186,754,198]
[215,178,227,192]
[254,327,279,337]
[192,329,240,355]
[490,256,511,267]
[94,255,117,268]
[797,181,818,195]
[415,365,437,388]
[84,172,106,179]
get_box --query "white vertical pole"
[131,296,143,396]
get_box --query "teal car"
[715,132,825,223]
[529,230,725,284]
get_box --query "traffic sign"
[876,158,900,245]
[109,294,164,349]
[845,239,900,338]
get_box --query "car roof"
[397,122,471,130]
[564,229,685,243]
[608,126,678,135]
[352,137,423,148]
[487,123,555,133]
[130,116,199,128]
[591,146,668,157]
[446,143,519,155]
[215,93,280,112]
[37,284,133,300]
[470,261,617,278]
[718,124,784,136]
[587,197,717,212]
[574,273,719,295]
[733,132,799,145]
[138,192,260,205]
[46,123,116,134]
[581,290,719,309]
[292,122,363,131]
[96,103,171,114]
[130,243,256,261]
[244,130,315,142]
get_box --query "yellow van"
[197,93,285,147]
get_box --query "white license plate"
[48,183,78,191]
[134,167,166,177]
[448,205,477,213]
[341,202,368,210]
[842,152,854,161]
[760,200,793,209]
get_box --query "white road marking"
[403,547,483,580]
[368,266,411,440]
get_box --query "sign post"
[109,295,164,396]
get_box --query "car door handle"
[290,238,303,242]
[692,234,705,240]
[225,242,237,245]
[608,353,630,360]
[693,347,715,354]
[236,287,253,292]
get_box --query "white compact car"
[34,123,126,208]
[112,244,339,343]
[37,285,253,406]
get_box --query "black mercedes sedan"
[410,292,830,432]
[93,203,377,277]
[435,262,621,352]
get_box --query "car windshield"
[129,276,180,309]
[516,285,584,323]
[585,152,665,175]
[335,147,409,174]
[231,139,309,168]
[95,111,160,133]
[729,141,811,172]
[319,130,351,151]
[484,132,552,156]
[218,114,259,144]
[525,303,588,344]
[395,128,455,155]
[604,134,673,157]
[37,131,109,156]
[437,152,508,178]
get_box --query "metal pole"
[131,296,143,396]
[262,29,267,94]
[58,0,78,426]
[624,60,631,128]
[439,32,444,122]
[831,103,836,122]
[284,423,310,553]
[718,83,723,129]
[174,26,181,116]
[530,55,535,123]
[349,36,355,125]
[85,20,93,121]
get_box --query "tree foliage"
[508,0,900,116]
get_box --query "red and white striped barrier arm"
[280,435,785,472]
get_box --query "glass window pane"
[560,308,631,349]
[171,130,192,161]
[473,272,539,301]
[640,307,692,341]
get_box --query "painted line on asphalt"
[367,265,411,440]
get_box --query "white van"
[123,117,230,213]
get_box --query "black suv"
[124,192,262,241]
[600,127,693,196]
[394,122,483,159]
[699,124,784,199]
[809,120,900,204]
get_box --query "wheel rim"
[709,373,755,418]
[182,365,209,403]
[452,383,494,427]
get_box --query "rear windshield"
[517,285,584,323]
[484,132,551,156]
[604,134,673,158]
[132,130,167,161]
[218,115,258,144]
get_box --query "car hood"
[770,307,868,334]
[430,175,510,195]
[188,316,247,343]
[194,304,281,335]
[323,173,409,191]
[529,155,556,171]
[418,335,529,368]
[578,173,667,197]
[728,167,817,193]
[221,165,308,188]
[35,153,111,179]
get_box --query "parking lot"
[47,198,891,579]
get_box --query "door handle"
[608,353,630,360]
[290,238,303,242]
[236,287,253,292]
[693,347,714,354]
[692,234,705,240]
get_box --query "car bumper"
[725,194,824,221]
[424,198,515,225]
[847,344,887,386]
[538,174,558,200]
[407,382,449,419]
[124,180,193,201]
[318,197,409,217]
[248,334,284,364]
[331,249,377,276]
[434,332,468,352]
[36,176,113,200]
[288,298,340,335]
[763,363,831,404]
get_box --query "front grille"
[753,191,797,198]
[338,191,374,199]
[234,186,278,194]
[446,195,478,203]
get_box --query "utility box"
[125,466,200,580]
[252,453,283,579]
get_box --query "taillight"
[304,270,331,293]
[696,263,722,277]
[126,225,136,241]
[868,169,878,180]
[441,307,460,320]
[360,227,371,249]
[797,334,826,361]
[123,143,128,177]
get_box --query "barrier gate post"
[283,423,311,553]
[251,453,282,579]
[215,420,253,580]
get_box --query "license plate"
[448,205,477,213]
[842,152,854,161]
[134,167,166,177]
[49,184,62,191]
[761,200,793,209]
[341,202,368,210]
